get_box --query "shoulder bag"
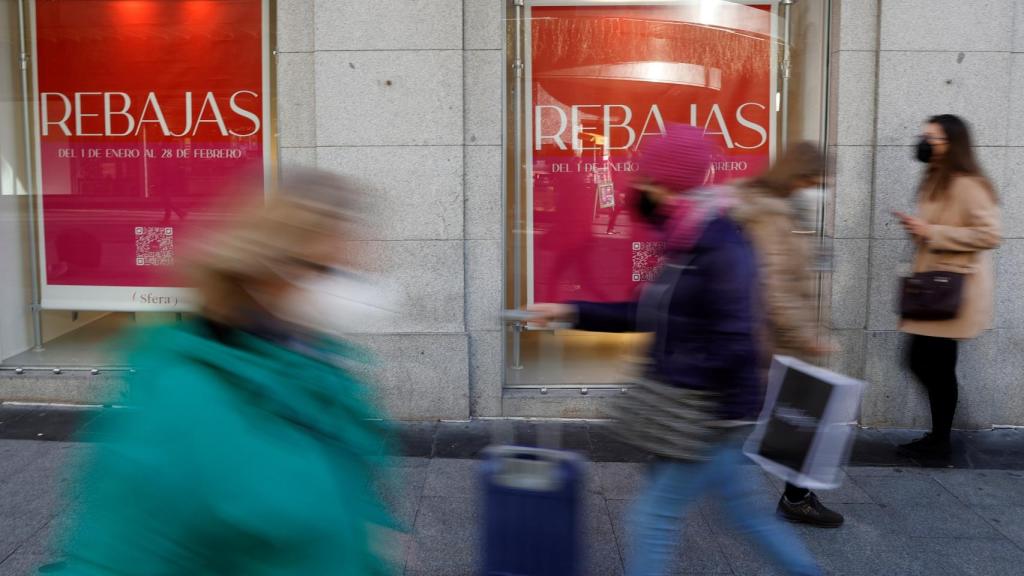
[607,251,729,461]
[899,270,965,321]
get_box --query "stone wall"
[828,0,1024,428]
[274,1,1024,426]
[275,1,507,419]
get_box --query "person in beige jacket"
[731,142,844,529]
[895,114,1001,458]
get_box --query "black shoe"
[777,492,844,528]
[898,433,937,449]
[898,433,952,458]
[912,441,953,458]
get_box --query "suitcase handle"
[483,446,582,491]
[484,445,582,464]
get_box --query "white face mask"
[276,270,401,335]
[791,187,824,232]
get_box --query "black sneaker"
[898,433,936,450]
[898,434,952,458]
[777,492,845,528]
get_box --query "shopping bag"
[743,355,865,490]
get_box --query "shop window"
[504,0,832,389]
[0,0,274,368]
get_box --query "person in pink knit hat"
[531,124,820,576]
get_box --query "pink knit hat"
[630,124,735,252]
[635,123,715,194]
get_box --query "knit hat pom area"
[635,123,716,195]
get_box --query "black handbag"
[899,271,965,320]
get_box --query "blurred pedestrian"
[605,190,625,234]
[530,125,820,576]
[730,142,845,528]
[895,115,1000,458]
[45,170,397,575]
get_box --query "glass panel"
[506,0,831,388]
[0,0,273,368]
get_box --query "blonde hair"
[188,170,365,324]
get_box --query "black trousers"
[784,483,808,502]
[907,334,960,440]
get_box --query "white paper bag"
[743,356,866,490]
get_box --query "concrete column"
[275,0,473,419]
[998,1,1024,424]
[464,0,505,417]
[826,0,879,383]
[276,0,317,174]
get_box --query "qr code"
[135,227,174,266]
[631,241,664,282]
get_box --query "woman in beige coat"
[895,114,1001,458]
[731,143,844,529]
[732,143,832,360]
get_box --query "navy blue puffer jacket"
[574,216,762,420]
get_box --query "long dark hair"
[925,114,996,201]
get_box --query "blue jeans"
[625,442,821,576]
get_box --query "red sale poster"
[32,0,270,311]
[528,2,775,304]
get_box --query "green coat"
[50,322,394,575]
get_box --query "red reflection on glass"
[530,4,774,304]
[35,0,265,295]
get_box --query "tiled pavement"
[2,405,1024,575]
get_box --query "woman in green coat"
[46,171,396,575]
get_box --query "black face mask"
[632,188,665,226]
[915,139,933,163]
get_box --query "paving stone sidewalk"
[2,407,1024,575]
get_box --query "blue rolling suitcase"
[480,446,584,576]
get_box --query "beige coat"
[900,175,1001,339]
[731,185,819,359]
